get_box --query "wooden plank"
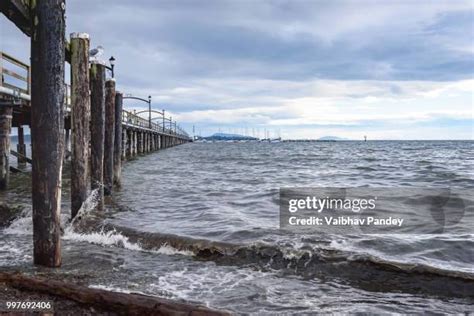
[10,149,32,164]
[9,165,23,173]
[1,51,29,71]
[0,0,31,37]
[2,68,28,82]
[1,82,28,95]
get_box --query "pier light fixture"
[108,56,116,78]
[148,95,152,129]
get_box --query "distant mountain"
[202,133,258,141]
[317,136,349,141]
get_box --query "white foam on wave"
[3,189,100,237]
[63,227,143,251]
[3,211,32,235]
[2,188,192,258]
[63,226,193,256]
[328,238,474,276]
[88,284,150,295]
[69,188,100,226]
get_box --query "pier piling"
[122,129,128,159]
[133,131,137,156]
[90,62,106,210]
[138,131,143,154]
[104,79,116,196]
[65,128,70,155]
[70,33,91,218]
[113,92,123,186]
[30,0,66,267]
[126,130,132,157]
[0,106,12,189]
[16,126,26,166]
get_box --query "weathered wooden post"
[144,132,148,153]
[90,62,106,210]
[30,0,65,267]
[0,106,12,190]
[145,133,149,152]
[70,33,90,219]
[149,133,152,151]
[132,130,135,156]
[133,131,137,156]
[65,128,70,154]
[17,126,27,166]
[113,92,123,186]
[131,130,135,156]
[126,130,132,157]
[151,133,154,151]
[103,79,116,196]
[137,131,142,154]
[122,129,127,159]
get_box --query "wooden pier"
[0,1,191,267]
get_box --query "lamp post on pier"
[148,96,152,128]
[123,95,152,128]
[162,109,165,132]
[104,56,115,78]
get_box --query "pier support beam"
[122,129,128,159]
[145,133,149,152]
[130,131,135,156]
[70,33,90,219]
[103,79,116,196]
[133,131,137,156]
[137,132,142,154]
[30,0,66,267]
[125,130,131,158]
[90,62,106,210]
[114,92,123,186]
[65,128,70,156]
[17,126,26,167]
[0,106,12,190]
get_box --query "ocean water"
[1,141,473,314]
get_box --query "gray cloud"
[1,0,472,139]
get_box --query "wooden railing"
[0,51,189,139]
[0,51,30,96]
[0,51,71,107]
[122,109,189,138]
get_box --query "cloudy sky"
[1,0,473,139]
